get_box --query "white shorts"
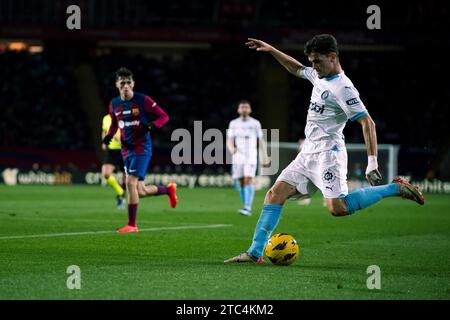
[276,149,348,199]
[232,163,257,179]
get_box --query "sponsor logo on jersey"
[309,102,325,114]
[322,168,336,183]
[346,97,359,105]
[123,110,131,115]
[118,120,140,129]
[132,107,140,116]
[321,90,329,100]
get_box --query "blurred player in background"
[225,34,425,263]
[227,100,269,216]
[103,67,178,233]
[101,113,126,209]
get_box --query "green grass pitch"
[0,185,449,300]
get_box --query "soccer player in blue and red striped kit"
[103,67,178,233]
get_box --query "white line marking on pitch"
[0,216,204,225]
[0,224,232,240]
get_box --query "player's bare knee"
[126,177,138,189]
[264,188,286,204]
[244,177,253,185]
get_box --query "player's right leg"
[225,152,314,263]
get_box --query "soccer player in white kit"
[227,100,269,216]
[225,34,425,263]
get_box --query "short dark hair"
[238,99,251,106]
[115,67,133,80]
[304,34,339,56]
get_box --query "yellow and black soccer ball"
[265,233,299,266]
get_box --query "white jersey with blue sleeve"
[298,66,368,154]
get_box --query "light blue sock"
[239,187,246,207]
[345,183,399,214]
[248,204,283,258]
[233,179,240,191]
[244,184,255,211]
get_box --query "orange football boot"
[167,183,178,208]
[116,225,139,233]
[392,178,425,205]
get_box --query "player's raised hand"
[245,38,272,52]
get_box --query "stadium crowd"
[0,45,445,179]
[0,50,91,150]
[0,0,447,178]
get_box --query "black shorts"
[102,149,124,170]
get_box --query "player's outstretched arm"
[357,114,382,185]
[245,38,304,76]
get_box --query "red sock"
[128,204,138,226]
[156,185,169,195]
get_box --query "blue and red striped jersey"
[107,92,169,159]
